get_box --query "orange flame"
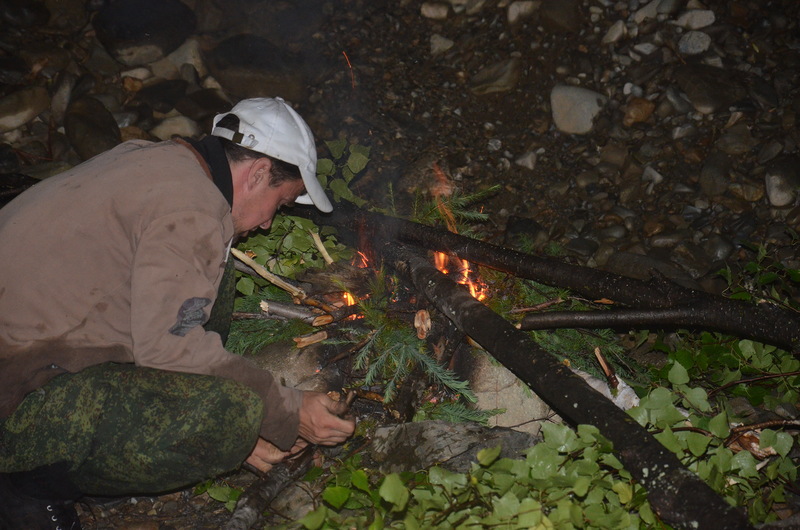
[352,250,369,268]
[343,292,356,306]
[433,253,487,302]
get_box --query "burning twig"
[238,300,333,326]
[342,50,356,89]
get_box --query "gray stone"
[673,9,716,30]
[64,96,122,161]
[469,58,521,95]
[149,116,201,141]
[369,420,540,474]
[92,0,196,66]
[0,86,50,134]
[601,20,627,45]
[550,85,608,135]
[765,157,800,208]
[204,34,309,102]
[430,34,455,56]
[674,64,747,114]
[700,151,732,196]
[678,31,711,55]
[539,0,582,33]
[715,123,758,156]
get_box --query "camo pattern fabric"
[204,253,236,345]
[0,362,262,496]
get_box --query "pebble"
[678,31,711,55]
[149,116,201,141]
[469,58,521,95]
[673,9,716,30]
[430,34,455,56]
[765,157,800,208]
[421,2,450,20]
[550,85,608,135]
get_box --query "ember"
[433,252,487,301]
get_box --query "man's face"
[232,170,305,236]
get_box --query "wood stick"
[230,248,305,299]
[309,230,335,264]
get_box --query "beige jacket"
[0,139,302,449]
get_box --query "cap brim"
[298,164,333,212]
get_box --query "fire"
[343,292,356,306]
[433,252,487,302]
[352,250,369,268]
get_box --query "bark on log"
[382,242,752,530]
[290,204,800,352]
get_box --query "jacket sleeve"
[129,211,302,450]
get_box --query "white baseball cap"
[210,97,333,212]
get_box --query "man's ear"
[248,157,273,189]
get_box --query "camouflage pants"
[0,363,263,496]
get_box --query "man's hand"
[297,391,356,445]
[245,437,308,473]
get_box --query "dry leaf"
[414,309,432,339]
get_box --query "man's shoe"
[0,473,82,530]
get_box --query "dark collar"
[181,136,234,207]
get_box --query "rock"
[678,30,711,55]
[603,251,701,290]
[0,54,29,85]
[430,34,454,56]
[601,19,627,45]
[149,116,200,141]
[507,0,538,25]
[135,79,189,114]
[539,0,582,33]
[465,348,553,437]
[633,0,660,24]
[204,34,308,102]
[420,2,449,20]
[0,87,49,135]
[42,0,87,32]
[674,64,747,114]
[765,156,800,208]
[469,58,521,95]
[699,151,732,196]
[550,85,608,135]
[369,420,540,474]
[622,97,655,126]
[63,96,122,161]
[673,9,716,30]
[92,0,197,66]
[0,0,49,27]
[715,123,758,156]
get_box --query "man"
[0,97,356,528]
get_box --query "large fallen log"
[291,203,800,352]
[381,242,752,530]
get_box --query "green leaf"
[708,411,730,438]
[323,485,352,509]
[681,387,711,412]
[347,150,370,175]
[654,426,683,454]
[325,139,347,159]
[685,431,712,457]
[351,469,370,492]
[477,445,502,467]
[379,473,409,511]
[299,506,328,529]
[316,158,335,178]
[236,276,255,296]
[612,482,633,504]
[644,387,673,409]
[668,362,690,385]
[572,476,591,497]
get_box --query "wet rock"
[204,34,308,102]
[0,0,49,27]
[174,88,231,127]
[469,58,521,95]
[0,86,49,134]
[0,143,20,172]
[765,156,800,208]
[550,85,608,135]
[0,54,28,85]
[678,31,711,55]
[92,0,197,66]
[729,180,764,203]
[369,420,540,474]
[674,64,747,114]
[507,0,538,25]
[430,34,454,56]
[673,9,716,30]
[42,0,87,32]
[64,96,122,161]
[700,151,732,196]
[421,2,449,20]
[716,123,758,156]
[539,0,582,33]
[149,116,201,141]
[135,79,189,114]
[601,20,627,45]
[622,97,656,127]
